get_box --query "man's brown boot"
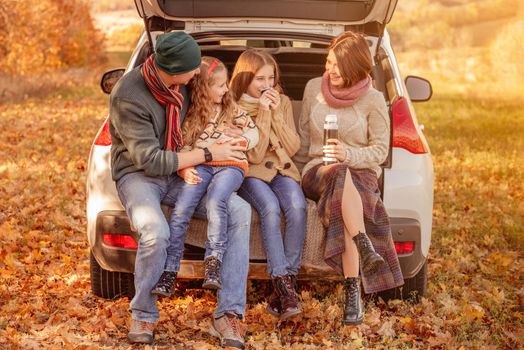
[128,319,155,344]
[209,312,246,349]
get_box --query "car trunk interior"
[201,45,327,101]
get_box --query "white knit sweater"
[294,77,390,177]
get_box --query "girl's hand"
[265,89,281,110]
[323,139,346,162]
[259,90,273,111]
[222,121,243,137]
[179,167,201,185]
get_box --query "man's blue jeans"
[116,171,250,323]
[162,165,244,271]
[238,173,307,277]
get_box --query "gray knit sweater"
[109,67,189,181]
[294,77,390,177]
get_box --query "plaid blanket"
[302,163,404,294]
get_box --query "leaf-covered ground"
[0,88,523,349]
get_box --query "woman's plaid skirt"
[302,163,404,294]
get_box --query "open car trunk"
[135,0,397,23]
[125,3,401,271]
[135,0,398,35]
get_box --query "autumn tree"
[0,0,104,76]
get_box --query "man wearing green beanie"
[154,31,202,76]
[109,31,251,348]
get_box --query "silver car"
[88,0,434,301]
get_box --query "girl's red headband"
[207,59,220,75]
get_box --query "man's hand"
[179,166,201,185]
[208,140,246,162]
[229,137,248,150]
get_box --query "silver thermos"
[323,114,338,165]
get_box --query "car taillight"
[103,234,138,249]
[391,97,427,154]
[394,241,415,255]
[94,119,112,146]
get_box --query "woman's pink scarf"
[321,71,371,108]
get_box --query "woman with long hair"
[153,56,259,297]
[295,31,404,325]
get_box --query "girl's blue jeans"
[163,165,244,271]
[238,173,307,277]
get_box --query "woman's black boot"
[343,277,364,325]
[352,231,385,275]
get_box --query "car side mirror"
[100,68,125,94]
[405,76,432,102]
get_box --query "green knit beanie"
[154,32,201,75]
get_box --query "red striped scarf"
[141,55,184,151]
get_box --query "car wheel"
[90,252,135,299]
[377,260,428,303]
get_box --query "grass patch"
[414,95,524,251]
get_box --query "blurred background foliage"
[389,0,524,97]
[0,0,522,99]
[90,0,135,13]
[105,24,143,52]
[0,0,106,99]
[390,0,519,49]
[0,0,105,75]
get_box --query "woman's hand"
[179,166,201,185]
[323,139,346,162]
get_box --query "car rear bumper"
[92,210,426,280]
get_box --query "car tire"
[90,252,135,299]
[377,260,428,303]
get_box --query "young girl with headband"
[152,57,259,295]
